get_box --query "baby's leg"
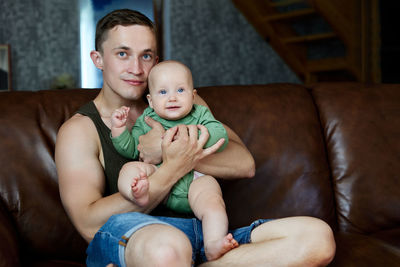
[118,162,157,206]
[188,175,238,261]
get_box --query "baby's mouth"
[166,106,180,110]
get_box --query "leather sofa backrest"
[311,83,400,237]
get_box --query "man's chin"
[123,87,147,100]
[124,94,144,101]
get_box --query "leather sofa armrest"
[331,231,400,266]
[0,203,20,266]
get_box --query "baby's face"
[147,63,195,120]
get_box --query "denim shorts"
[86,212,269,267]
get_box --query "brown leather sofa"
[0,83,399,266]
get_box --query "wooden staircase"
[232,0,380,84]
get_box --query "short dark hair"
[95,9,156,52]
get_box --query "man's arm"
[56,115,135,242]
[56,116,221,242]
[193,94,255,179]
[195,124,255,179]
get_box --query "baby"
[111,60,238,260]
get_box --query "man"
[56,9,335,266]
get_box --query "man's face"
[96,25,158,100]
[147,64,195,121]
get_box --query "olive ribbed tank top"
[76,101,130,196]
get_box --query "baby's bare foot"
[131,172,149,206]
[205,233,239,261]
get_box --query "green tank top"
[76,101,130,196]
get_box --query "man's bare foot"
[205,233,239,261]
[131,172,149,206]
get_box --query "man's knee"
[125,224,192,267]
[150,243,189,266]
[302,218,336,266]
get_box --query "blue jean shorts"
[86,212,269,267]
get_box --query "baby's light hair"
[148,60,193,93]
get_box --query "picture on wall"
[0,44,11,91]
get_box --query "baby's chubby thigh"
[188,174,224,217]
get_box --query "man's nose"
[127,57,143,75]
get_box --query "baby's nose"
[168,95,177,101]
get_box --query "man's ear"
[146,94,153,108]
[90,50,103,70]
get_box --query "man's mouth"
[124,79,144,86]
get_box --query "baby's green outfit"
[111,104,228,214]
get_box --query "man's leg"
[200,216,335,267]
[86,213,195,267]
[125,224,193,267]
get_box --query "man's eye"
[118,52,126,57]
[178,88,184,93]
[143,54,152,60]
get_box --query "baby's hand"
[111,106,130,129]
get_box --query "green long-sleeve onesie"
[111,104,228,214]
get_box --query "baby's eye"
[177,88,184,93]
[159,89,167,95]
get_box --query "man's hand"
[137,116,165,164]
[161,124,224,177]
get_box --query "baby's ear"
[146,94,153,108]
[193,89,197,97]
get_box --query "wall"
[0,0,80,91]
[163,0,300,87]
[0,0,301,91]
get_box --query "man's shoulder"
[56,113,101,165]
[57,113,99,146]
[61,113,95,132]
[60,100,96,130]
